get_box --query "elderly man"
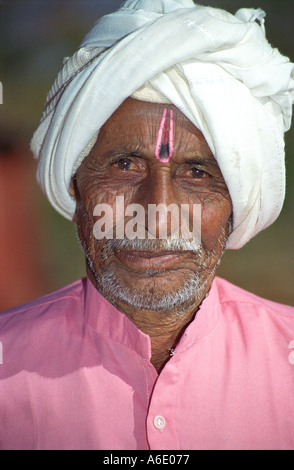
[0,0,294,451]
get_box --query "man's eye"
[189,167,210,179]
[113,158,133,171]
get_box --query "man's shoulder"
[0,278,90,373]
[215,276,294,318]
[0,278,87,327]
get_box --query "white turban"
[31,0,294,249]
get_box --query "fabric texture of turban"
[31,0,294,249]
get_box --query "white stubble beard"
[77,234,227,316]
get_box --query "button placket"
[146,355,181,449]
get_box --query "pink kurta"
[0,276,294,450]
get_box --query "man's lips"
[114,249,190,270]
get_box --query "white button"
[154,415,166,430]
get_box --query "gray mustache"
[104,237,201,253]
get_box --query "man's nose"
[136,167,177,238]
[147,167,174,205]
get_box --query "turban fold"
[31,0,294,249]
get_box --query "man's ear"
[69,177,78,224]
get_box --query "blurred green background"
[0,0,293,311]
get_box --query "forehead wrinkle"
[98,129,214,166]
[127,116,203,151]
[97,99,212,162]
[107,120,162,156]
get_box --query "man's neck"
[87,267,213,373]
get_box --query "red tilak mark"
[155,108,174,163]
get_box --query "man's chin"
[92,267,211,315]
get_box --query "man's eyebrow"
[99,147,219,169]
[184,156,220,170]
[101,146,142,159]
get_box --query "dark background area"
[0,0,293,312]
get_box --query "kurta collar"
[84,276,220,361]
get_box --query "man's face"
[73,98,232,317]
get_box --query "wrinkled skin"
[72,98,232,372]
